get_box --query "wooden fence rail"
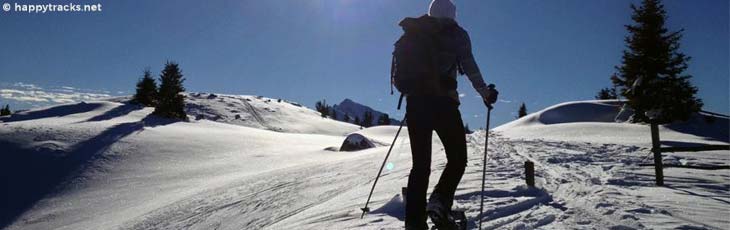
[649,121,730,186]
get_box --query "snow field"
[1,98,727,230]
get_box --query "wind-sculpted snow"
[496,100,622,130]
[184,93,359,136]
[0,100,366,229]
[496,100,729,146]
[537,100,622,124]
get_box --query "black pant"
[405,96,467,228]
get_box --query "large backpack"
[391,15,452,97]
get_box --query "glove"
[477,84,498,108]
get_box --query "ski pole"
[479,91,494,229]
[360,115,407,219]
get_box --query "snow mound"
[185,93,358,135]
[339,133,376,151]
[370,194,405,220]
[0,101,107,123]
[351,125,407,144]
[538,100,621,124]
[495,100,728,145]
[497,100,622,130]
[103,93,359,136]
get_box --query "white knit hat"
[428,0,456,19]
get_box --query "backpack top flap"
[398,15,443,34]
[392,15,453,96]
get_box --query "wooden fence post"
[525,161,535,187]
[650,121,664,186]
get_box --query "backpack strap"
[390,54,396,95]
[457,61,465,75]
[397,93,404,110]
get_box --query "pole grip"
[486,84,496,110]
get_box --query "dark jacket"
[399,16,487,103]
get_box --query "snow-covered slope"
[0,99,362,230]
[184,93,359,135]
[1,99,727,230]
[496,100,729,146]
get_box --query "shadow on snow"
[0,114,177,229]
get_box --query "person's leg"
[431,101,467,210]
[405,98,433,229]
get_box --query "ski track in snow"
[123,154,379,230]
[240,98,270,130]
[271,133,725,230]
[113,132,720,230]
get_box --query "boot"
[427,194,459,230]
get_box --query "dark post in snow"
[402,187,408,207]
[525,161,535,187]
[650,120,664,186]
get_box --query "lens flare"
[386,162,394,171]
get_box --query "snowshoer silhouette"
[395,0,498,229]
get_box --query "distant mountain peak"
[332,99,400,126]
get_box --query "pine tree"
[377,113,390,126]
[0,104,10,116]
[133,69,158,106]
[354,117,361,127]
[595,87,618,100]
[518,103,528,118]
[464,124,472,134]
[612,0,702,123]
[153,62,187,120]
[315,100,331,118]
[343,114,350,123]
[362,111,373,127]
[330,108,338,120]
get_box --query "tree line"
[315,100,392,128]
[0,104,11,116]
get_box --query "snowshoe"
[427,194,464,230]
[427,210,461,230]
[450,210,467,230]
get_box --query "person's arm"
[458,28,498,106]
[457,29,487,91]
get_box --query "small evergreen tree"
[133,69,158,106]
[0,104,11,116]
[315,100,331,118]
[330,108,338,120]
[464,124,472,134]
[595,87,618,100]
[153,62,187,120]
[612,0,702,123]
[518,103,528,118]
[354,117,361,127]
[362,111,373,127]
[343,114,350,122]
[377,113,390,126]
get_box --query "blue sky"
[0,0,727,127]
